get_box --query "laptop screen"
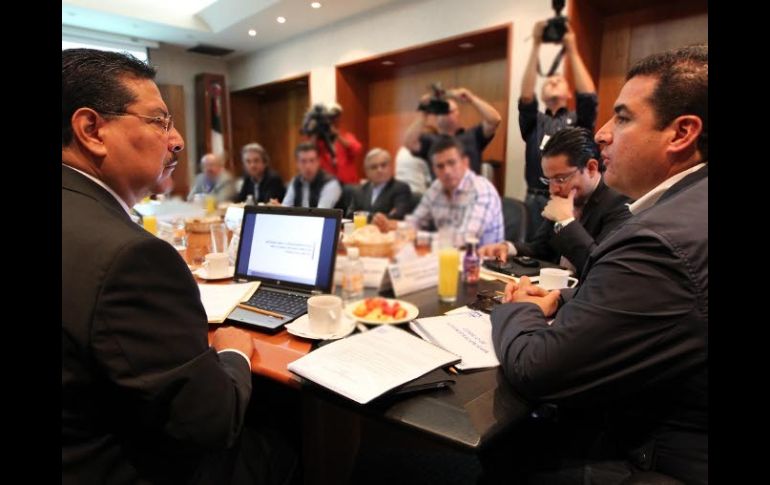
[234,206,341,292]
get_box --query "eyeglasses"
[539,169,579,186]
[99,111,174,133]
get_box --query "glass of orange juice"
[438,247,460,302]
[205,195,217,215]
[142,215,158,235]
[353,211,369,229]
[437,226,459,302]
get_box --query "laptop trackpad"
[226,307,290,333]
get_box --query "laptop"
[226,205,342,333]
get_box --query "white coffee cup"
[203,252,230,278]
[538,268,578,290]
[307,295,343,335]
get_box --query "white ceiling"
[61,0,410,59]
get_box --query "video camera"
[542,0,567,44]
[300,103,337,159]
[418,82,450,115]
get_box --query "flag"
[209,82,224,157]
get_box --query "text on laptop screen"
[236,211,338,288]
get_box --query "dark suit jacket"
[345,178,413,220]
[62,165,252,484]
[234,168,286,204]
[492,166,708,484]
[516,178,630,277]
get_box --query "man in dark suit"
[479,127,630,277]
[233,142,285,204]
[62,49,294,484]
[346,148,412,220]
[488,45,708,484]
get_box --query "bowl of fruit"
[345,297,419,325]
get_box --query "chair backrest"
[502,197,529,244]
[336,183,358,216]
[409,191,422,214]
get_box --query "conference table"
[205,270,534,484]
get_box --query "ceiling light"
[276,16,286,24]
[248,29,257,37]
[311,2,322,8]
[459,42,474,49]
[382,60,395,66]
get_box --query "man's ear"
[585,157,600,175]
[667,115,703,157]
[70,108,108,158]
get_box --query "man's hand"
[212,326,256,360]
[562,24,575,52]
[372,212,395,232]
[532,20,547,46]
[447,87,473,103]
[478,242,510,263]
[267,198,281,206]
[542,188,576,222]
[503,276,561,317]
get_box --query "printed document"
[410,310,500,370]
[287,325,459,404]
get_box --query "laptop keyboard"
[245,290,309,318]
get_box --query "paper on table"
[410,310,500,371]
[198,281,260,324]
[287,325,460,404]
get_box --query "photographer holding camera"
[301,102,362,185]
[520,16,597,240]
[404,85,501,176]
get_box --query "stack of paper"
[287,325,460,404]
[198,282,260,323]
[410,309,500,371]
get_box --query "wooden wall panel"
[595,0,707,129]
[365,54,508,179]
[158,84,189,197]
[231,77,309,184]
[336,69,369,179]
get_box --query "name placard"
[386,255,438,297]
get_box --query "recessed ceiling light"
[248,29,257,36]
[276,16,286,23]
[382,60,395,66]
[311,2,322,8]
[459,42,474,49]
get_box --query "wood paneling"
[336,25,511,193]
[158,84,189,197]
[336,69,369,179]
[571,0,708,129]
[231,76,309,183]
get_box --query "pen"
[236,303,284,319]
[447,366,458,375]
[356,323,368,333]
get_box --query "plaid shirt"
[412,170,504,246]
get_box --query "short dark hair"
[542,127,602,171]
[295,142,318,158]
[62,49,156,146]
[628,44,708,161]
[428,135,465,161]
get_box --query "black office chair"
[336,183,358,216]
[502,197,529,244]
[409,191,422,213]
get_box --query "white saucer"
[285,314,356,340]
[193,266,235,280]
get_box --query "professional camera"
[300,103,336,159]
[418,82,450,115]
[542,0,567,44]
